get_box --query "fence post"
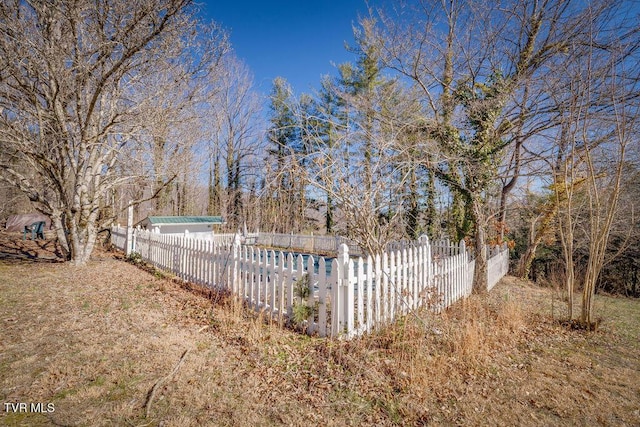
[231,235,241,293]
[459,239,466,257]
[132,226,139,255]
[333,243,350,337]
[125,204,134,256]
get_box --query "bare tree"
[205,55,262,230]
[360,0,624,291]
[540,3,640,322]
[301,63,425,255]
[134,61,215,215]
[263,77,311,234]
[579,89,637,326]
[0,0,227,264]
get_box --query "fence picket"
[331,257,341,337]
[347,258,355,338]
[381,252,389,323]
[356,256,364,332]
[318,257,328,337]
[389,249,397,319]
[374,254,381,325]
[305,255,315,335]
[365,254,373,333]
[254,248,262,310]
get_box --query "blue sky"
[198,0,374,94]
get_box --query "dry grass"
[1,233,639,426]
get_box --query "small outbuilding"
[136,216,225,237]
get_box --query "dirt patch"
[0,234,639,426]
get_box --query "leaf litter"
[0,232,638,426]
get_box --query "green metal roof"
[146,216,225,225]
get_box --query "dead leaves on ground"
[1,234,639,426]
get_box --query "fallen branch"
[144,349,190,418]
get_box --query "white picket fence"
[111,226,509,339]
[487,244,510,291]
[331,237,478,338]
[111,226,127,252]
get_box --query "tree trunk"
[70,231,97,266]
[516,204,558,280]
[563,236,576,320]
[65,208,99,266]
[516,243,538,280]
[424,168,437,238]
[471,196,488,293]
[50,209,70,260]
[326,192,334,234]
[581,267,597,326]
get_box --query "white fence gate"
[111,226,509,339]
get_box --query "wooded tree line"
[267,0,640,312]
[1,1,639,320]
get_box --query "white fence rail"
[111,226,508,339]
